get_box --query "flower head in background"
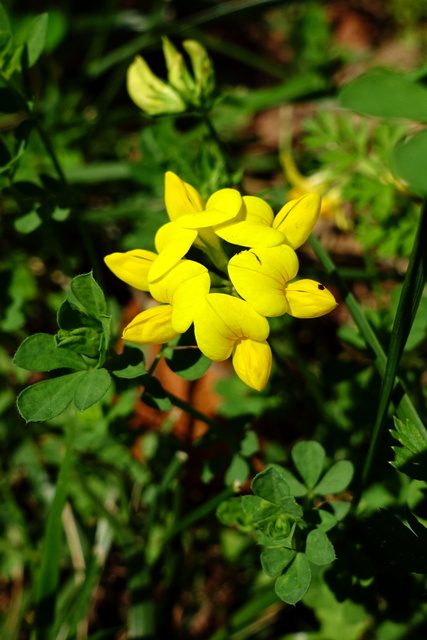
[281,151,351,231]
[127,37,215,116]
[105,172,337,391]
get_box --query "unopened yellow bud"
[127,55,185,116]
[127,38,215,116]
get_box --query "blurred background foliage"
[2,0,427,638]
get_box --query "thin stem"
[362,200,427,486]
[309,234,427,442]
[165,388,222,432]
[203,113,236,182]
[147,346,166,375]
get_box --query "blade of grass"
[33,422,76,640]
[362,200,427,485]
[309,235,427,441]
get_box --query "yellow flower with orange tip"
[122,260,210,345]
[193,294,272,391]
[228,245,337,319]
[148,171,244,283]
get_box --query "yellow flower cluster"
[105,172,337,391]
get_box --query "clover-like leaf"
[260,547,296,578]
[251,466,290,504]
[315,460,354,495]
[292,441,325,489]
[305,529,335,566]
[13,333,87,372]
[275,552,311,604]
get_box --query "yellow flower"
[149,172,244,283]
[123,260,210,345]
[281,151,351,231]
[103,249,157,290]
[215,192,321,250]
[127,37,215,116]
[194,293,272,391]
[228,245,337,318]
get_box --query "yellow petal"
[215,221,284,247]
[244,196,274,225]
[149,260,211,332]
[232,339,272,391]
[273,194,321,249]
[150,222,197,283]
[176,188,243,229]
[123,305,179,345]
[164,171,205,221]
[194,293,270,361]
[104,249,157,290]
[172,272,211,334]
[285,279,338,318]
[228,245,299,317]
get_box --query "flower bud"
[127,38,215,116]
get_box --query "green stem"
[309,235,427,441]
[203,113,236,182]
[362,200,427,486]
[164,485,236,543]
[165,389,222,432]
[32,116,103,282]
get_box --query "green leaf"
[394,131,427,196]
[315,460,354,495]
[224,454,249,486]
[17,372,84,422]
[241,495,279,524]
[74,369,112,412]
[366,509,427,573]
[70,272,108,319]
[56,327,101,358]
[260,547,296,578]
[0,4,11,32]
[25,13,49,67]
[340,70,427,122]
[291,441,325,489]
[239,430,259,457]
[216,497,249,529]
[165,331,211,380]
[305,529,335,566]
[142,376,172,411]
[274,552,311,605]
[13,333,87,372]
[14,210,42,234]
[251,466,290,504]
[271,465,307,497]
[306,508,337,532]
[111,346,146,379]
[391,417,427,480]
[57,299,99,331]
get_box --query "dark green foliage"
[219,442,353,604]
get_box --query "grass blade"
[309,235,427,441]
[362,200,427,484]
[33,422,76,640]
